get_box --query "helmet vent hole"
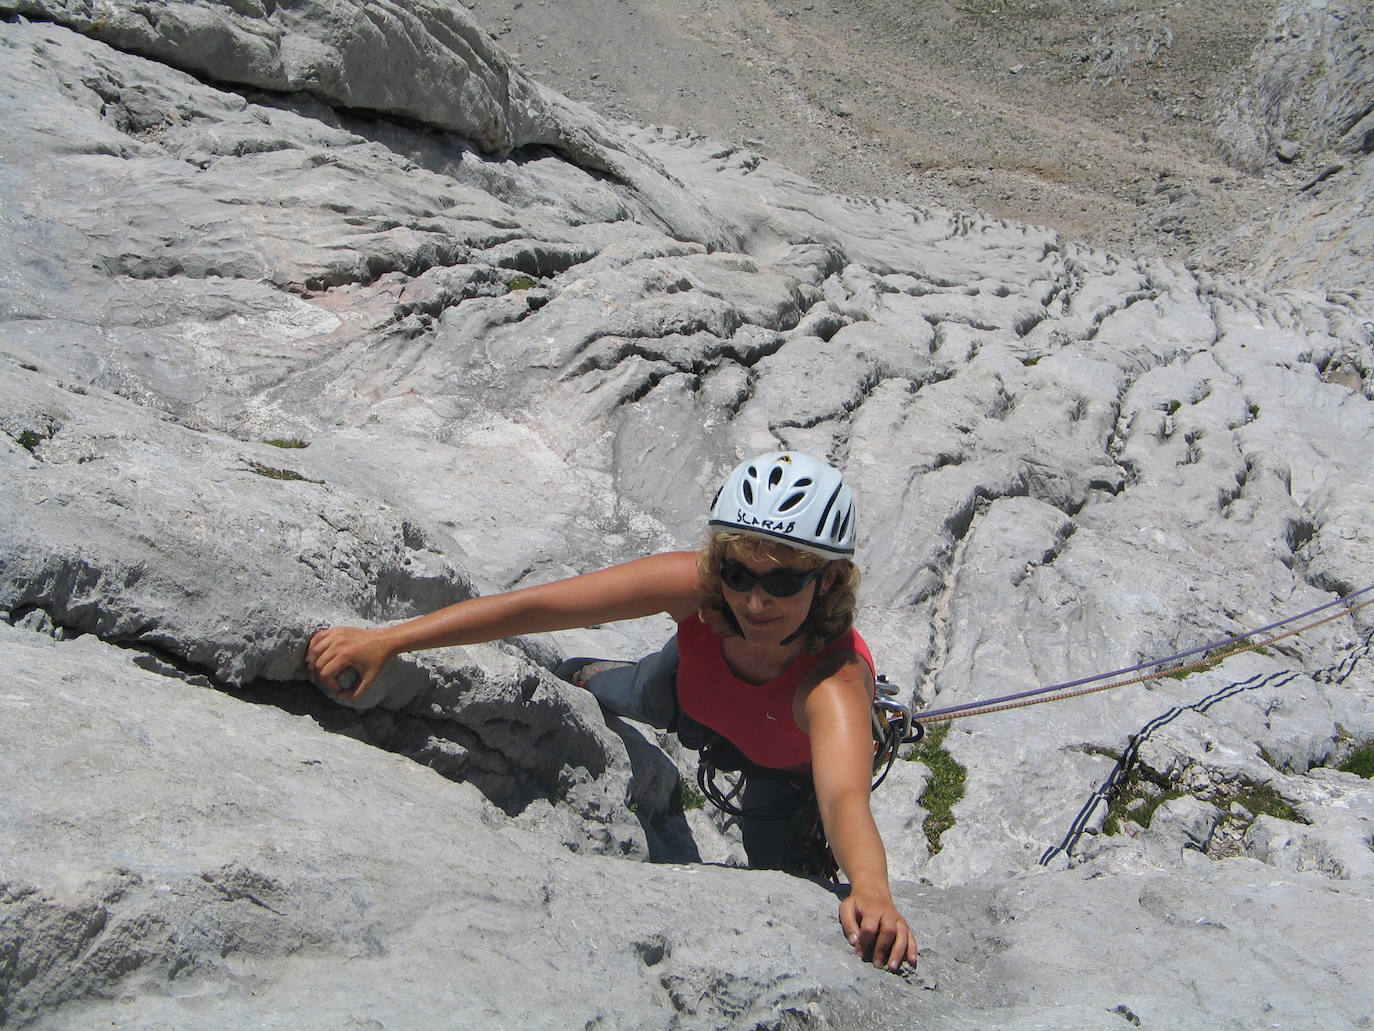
[779,491,807,513]
[742,482,754,505]
[768,467,784,489]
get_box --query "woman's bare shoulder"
[647,551,703,620]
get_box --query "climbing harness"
[694,673,920,819]
[691,672,922,881]
[908,584,1374,730]
[693,735,839,878]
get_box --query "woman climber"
[307,451,917,971]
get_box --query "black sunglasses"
[719,559,820,598]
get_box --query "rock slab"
[1,1,1372,1028]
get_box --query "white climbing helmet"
[708,451,857,558]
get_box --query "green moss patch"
[678,780,706,812]
[1101,753,1306,841]
[1228,781,1303,823]
[1101,760,1185,835]
[903,722,967,854]
[1338,742,1374,779]
[247,461,319,483]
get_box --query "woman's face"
[719,542,827,648]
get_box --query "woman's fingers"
[307,627,376,698]
[839,894,917,972]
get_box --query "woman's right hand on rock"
[307,625,393,700]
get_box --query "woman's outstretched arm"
[799,659,918,971]
[307,551,701,699]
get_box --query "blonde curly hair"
[695,532,861,653]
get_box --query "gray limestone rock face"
[0,626,924,1030]
[1148,795,1223,852]
[1206,0,1374,294]
[1,1,1373,1028]
[1212,0,1374,171]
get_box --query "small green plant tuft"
[1097,753,1182,835]
[1231,781,1303,822]
[1338,741,1374,779]
[1101,758,1308,839]
[1128,787,1185,832]
[263,437,309,449]
[1157,662,1210,682]
[678,780,706,812]
[1248,403,1261,420]
[903,722,966,854]
[1155,643,1273,682]
[248,461,315,482]
[1166,399,1183,416]
[506,275,537,292]
[17,429,45,452]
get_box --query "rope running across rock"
[910,584,1374,729]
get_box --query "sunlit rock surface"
[2,2,1372,1027]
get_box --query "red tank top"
[675,614,875,772]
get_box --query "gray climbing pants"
[581,636,681,729]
